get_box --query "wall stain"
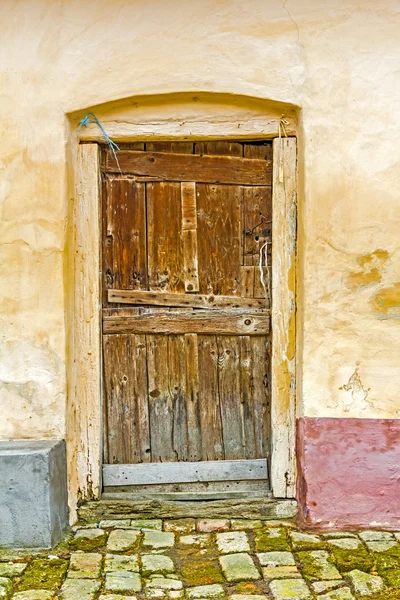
[339,365,372,412]
[371,282,400,319]
[346,249,389,290]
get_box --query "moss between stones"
[296,551,325,580]
[234,582,261,594]
[180,560,224,586]
[69,533,107,551]
[255,530,290,552]
[381,570,400,588]
[17,559,68,591]
[330,546,374,573]
[373,545,400,573]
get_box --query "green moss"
[180,561,224,586]
[234,582,261,594]
[373,545,400,573]
[69,533,107,551]
[330,546,374,573]
[381,570,400,588]
[255,528,290,552]
[18,558,68,591]
[296,551,324,580]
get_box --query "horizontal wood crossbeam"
[107,289,267,309]
[103,458,268,486]
[103,310,270,335]
[105,150,272,185]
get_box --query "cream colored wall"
[1,0,399,444]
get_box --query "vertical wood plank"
[103,334,150,464]
[252,336,270,459]
[198,335,224,460]
[105,178,147,291]
[271,137,297,498]
[185,333,202,461]
[239,336,257,459]
[68,143,102,519]
[217,336,245,460]
[168,334,189,461]
[195,141,243,156]
[147,182,184,293]
[241,266,255,298]
[196,184,242,296]
[181,182,197,231]
[181,182,199,293]
[147,335,175,462]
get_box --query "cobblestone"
[0,519,400,599]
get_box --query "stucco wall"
[1,0,399,442]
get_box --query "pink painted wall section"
[297,417,400,530]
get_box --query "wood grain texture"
[108,289,266,309]
[271,137,297,498]
[147,335,175,462]
[103,458,268,486]
[106,150,272,185]
[103,311,270,335]
[78,115,297,143]
[102,141,273,471]
[147,181,184,293]
[105,177,147,291]
[185,333,202,461]
[103,334,150,464]
[198,335,224,460]
[68,143,102,521]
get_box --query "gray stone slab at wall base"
[0,440,69,548]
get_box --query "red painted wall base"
[297,417,400,530]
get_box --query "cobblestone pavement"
[1,519,400,599]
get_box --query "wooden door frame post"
[68,132,297,520]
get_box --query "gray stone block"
[0,440,69,548]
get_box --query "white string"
[259,241,271,307]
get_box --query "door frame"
[67,126,297,520]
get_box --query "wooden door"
[101,141,272,497]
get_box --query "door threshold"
[78,496,298,523]
[102,490,273,501]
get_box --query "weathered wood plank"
[196,183,242,295]
[271,137,297,498]
[198,335,224,460]
[241,267,255,298]
[182,229,199,293]
[106,150,272,185]
[146,335,175,462]
[252,336,270,459]
[103,311,270,335]
[239,336,257,459]
[185,333,202,461]
[147,181,184,293]
[105,178,147,291]
[108,289,266,309]
[181,182,197,231]
[78,115,297,143]
[103,458,268,486]
[103,334,150,464]
[103,478,270,495]
[78,498,298,522]
[218,336,245,460]
[168,335,188,461]
[146,141,194,154]
[195,141,243,157]
[102,490,270,501]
